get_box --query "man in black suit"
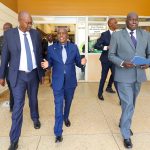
[0,11,44,150]
[42,34,54,59]
[94,18,118,100]
[0,22,14,112]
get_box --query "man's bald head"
[18,11,31,21]
[126,12,139,31]
[18,11,33,32]
[127,12,138,20]
[108,18,118,31]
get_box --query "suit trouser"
[10,69,39,142]
[6,78,14,109]
[117,82,141,139]
[53,87,75,136]
[98,61,115,96]
[6,67,14,109]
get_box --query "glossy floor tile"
[0,82,150,149]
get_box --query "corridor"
[0,82,150,150]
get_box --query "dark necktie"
[130,31,137,48]
[24,33,33,71]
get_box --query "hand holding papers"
[131,56,150,66]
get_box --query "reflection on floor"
[0,89,9,102]
[0,82,150,150]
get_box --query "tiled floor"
[0,82,150,150]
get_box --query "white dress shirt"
[120,28,137,67]
[18,28,37,72]
[126,28,137,39]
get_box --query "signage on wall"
[88,24,107,53]
[88,24,106,36]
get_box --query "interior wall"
[0,0,18,12]
[87,55,101,82]
[0,3,18,35]
[17,0,150,16]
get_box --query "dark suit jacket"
[41,38,48,59]
[0,35,4,55]
[0,27,44,87]
[94,30,111,63]
[47,42,82,91]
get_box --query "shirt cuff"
[120,61,124,67]
[103,46,108,51]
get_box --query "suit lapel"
[55,44,63,63]
[122,29,135,50]
[66,43,73,63]
[66,44,70,63]
[135,30,141,50]
[107,30,111,41]
[29,30,36,54]
[14,28,21,53]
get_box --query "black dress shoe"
[55,136,63,143]
[64,119,71,127]
[34,120,41,129]
[106,87,116,93]
[98,95,104,100]
[124,138,133,149]
[118,124,133,136]
[8,142,18,150]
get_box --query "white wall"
[0,3,18,36]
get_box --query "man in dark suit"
[0,22,14,112]
[42,34,55,59]
[41,27,87,143]
[94,18,118,100]
[0,11,44,150]
[109,12,150,148]
[0,23,13,55]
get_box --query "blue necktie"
[24,33,33,71]
[130,31,137,48]
[62,45,67,64]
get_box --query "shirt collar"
[109,29,114,35]
[58,41,68,48]
[126,28,136,34]
[18,27,30,35]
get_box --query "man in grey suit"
[108,12,150,148]
[0,11,44,150]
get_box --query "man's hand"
[140,64,149,69]
[81,57,87,65]
[0,79,5,86]
[41,59,49,69]
[122,61,134,68]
